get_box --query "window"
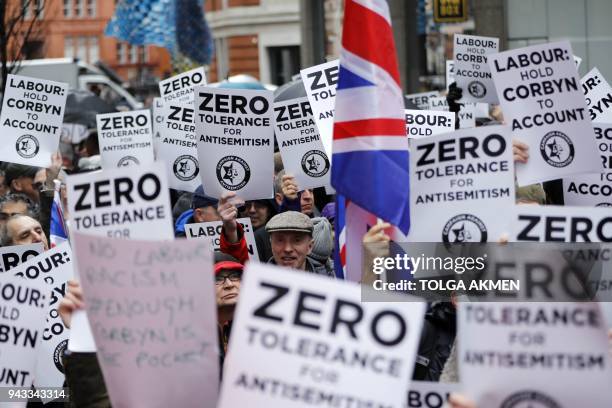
[116,43,126,64]
[76,36,87,61]
[86,0,96,17]
[34,0,44,19]
[64,36,74,58]
[215,38,229,80]
[63,0,72,17]
[75,0,84,17]
[88,36,99,63]
[21,0,31,19]
[129,44,138,63]
[138,46,148,63]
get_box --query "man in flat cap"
[265,211,334,277]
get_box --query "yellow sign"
[433,0,469,23]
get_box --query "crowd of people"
[0,68,610,407]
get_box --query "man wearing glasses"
[3,163,46,203]
[0,193,39,226]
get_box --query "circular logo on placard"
[467,81,487,98]
[442,214,488,243]
[500,390,561,408]
[117,156,140,167]
[216,155,250,191]
[540,131,574,168]
[596,202,612,207]
[301,150,330,178]
[173,155,199,181]
[53,339,69,373]
[15,135,40,158]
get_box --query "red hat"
[214,261,244,276]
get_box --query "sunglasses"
[0,212,23,221]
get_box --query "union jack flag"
[331,0,410,234]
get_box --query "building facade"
[15,0,172,86]
[205,0,301,85]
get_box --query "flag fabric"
[105,0,213,64]
[331,0,411,234]
[50,180,68,248]
[333,195,347,279]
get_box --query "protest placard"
[97,110,155,169]
[300,60,339,156]
[446,60,455,90]
[489,41,602,185]
[217,262,425,408]
[274,96,331,190]
[428,96,476,129]
[0,243,44,273]
[185,217,259,260]
[195,87,274,200]
[0,74,68,167]
[405,109,456,138]
[12,243,73,401]
[453,34,499,104]
[73,232,219,408]
[563,122,612,206]
[407,381,459,408]
[581,67,612,123]
[459,302,612,408]
[156,102,201,192]
[65,162,175,353]
[409,125,515,242]
[66,161,173,239]
[152,97,164,143]
[0,271,47,390]
[158,66,206,105]
[405,91,439,110]
[513,204,612,242]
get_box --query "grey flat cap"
[265,211,313,234]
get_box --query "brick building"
[15,0,172,85]
[205,0,301,85]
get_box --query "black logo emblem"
[16,135,40,158]
[442,214,488,244]
[117,156,140,167]
[467,81,487,98]
[216,155,250,191]
[53,339,69,373]
[500,390,561,408]
[301,150,330,177]
[173,155,199,181]
[540,131,574,168]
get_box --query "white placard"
[563,122,612,206]
[152,97,164,144]
[65,162,174,352]
[217,262,425,408]
[185,217,259,260]
[156,102,201,192]
[446,60,455,90]
[409,125,515,242]
[12,243,73,402]
[513,204,612,242]
[406,381,459,408]
[0,74,68,167]
[405,91,439,110]
[274,97,331,190]
[0,243,44,273]
[0,271,47,392]
[489,41,602,185]
[581,67,612,123]
[158,66,206,105]
[405,109,455,138]
[453,34,500,103]
[195,87,274,200]
[97,109,155,169]
[459,302,612,408]
[300,60,339,156]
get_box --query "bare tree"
[0,0,47,98]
